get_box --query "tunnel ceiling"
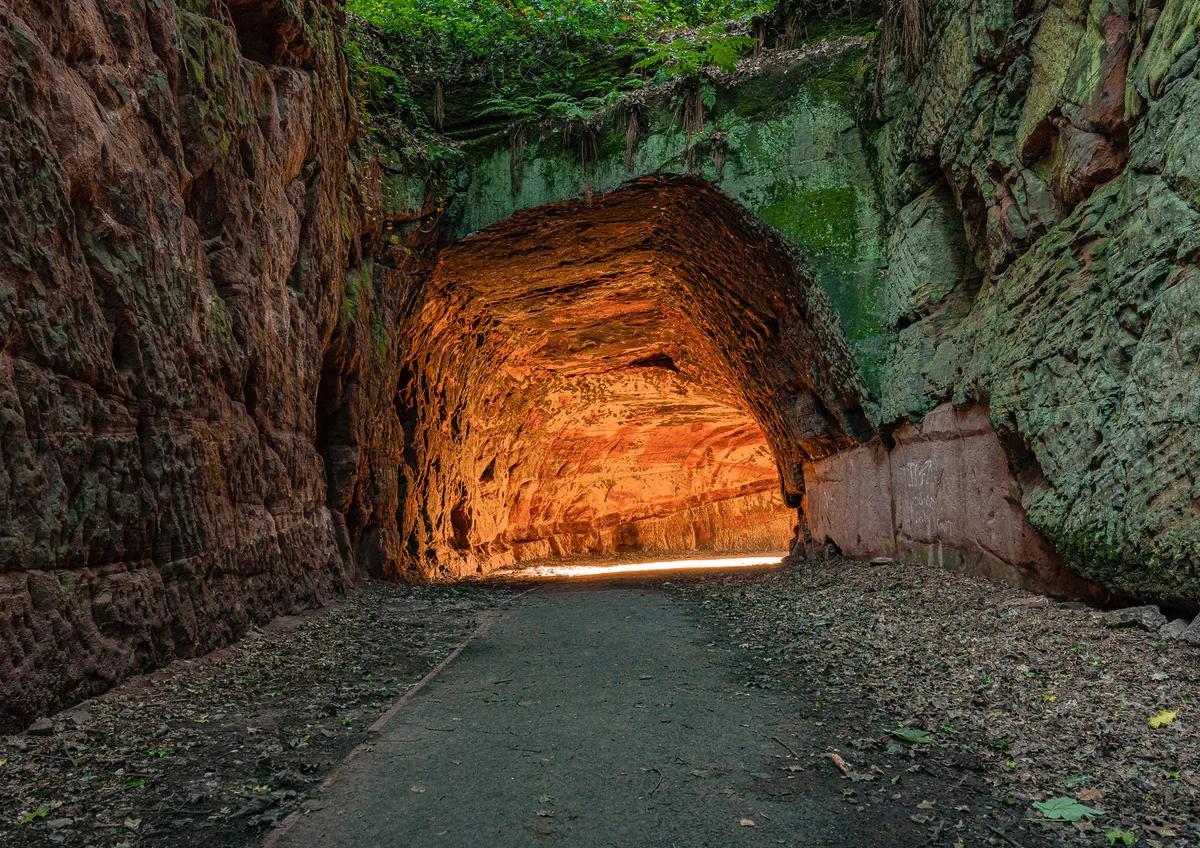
[396,177,872,579]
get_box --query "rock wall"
[384,38,891,387]
[502,490,795,565]
[871,0,1200,602]
[407,0,1200,602]
[3,0,1198,729]
[392,178,867,578]
[0,0,389,730]
[367,1,1200,601]
[804,403,1103,599]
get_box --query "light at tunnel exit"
[506,554,785,579]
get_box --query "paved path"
[272,582,934,847]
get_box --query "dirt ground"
[0,582,514,847]
[667,558,1199,847]
[2,557,1197,847]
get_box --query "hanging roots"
[873,6,896,116]
[874,0,924,115]
[509,124,527,195]
[710,132,728,183]
[625,110,640,172]
[578,125,599,201]
[682,85,705,147]
[900,0,924,79]
[433,80,445,131]
[781,8,803,50]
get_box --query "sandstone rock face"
[3,0,1198,730]
[869,0,1200,602]
[392,12,1199,602]
[388,39,889,387]
[0,0,378,729]
[394,178,869,577]
[804,403,1102,599]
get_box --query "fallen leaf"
[19,806,49,825]
[910,814,931,824]
[889,728,932,744]
[410,785,426,793]
[739,818,756,827]
[1076,787,1104,802]
[828,751,851,776]
[1105,827,1137,845]
[536,810,554,817]
[916,800,935,809]
[1148,710,1176,728]
[1032,797,1105,821]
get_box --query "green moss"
[10,24,37,60]
[799,13,879,45]
[204,292,238,368]
[597,121,627,162]
[373,313,390,361]
[761,186,860,263]
[340,260,377,328]
[1048,524,1200,602]
[341,273,362,326]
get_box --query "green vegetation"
[634,24,757,79]
[345,0,773,131]
[347,0,767,79]
[888,726,932,744]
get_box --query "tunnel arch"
[393,176,873,579]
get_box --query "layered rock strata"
[403,1,1200,602]
[872,0,1200,602]
[394,178,869,577]
[4,0,1199,730]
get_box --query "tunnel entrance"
[394,177,873,579]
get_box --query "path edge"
[262,586,538,848]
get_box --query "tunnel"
[392,176,874,579]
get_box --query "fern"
[633,25,755,79]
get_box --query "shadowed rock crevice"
[225,0,316,69]
[391,177,873,579]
